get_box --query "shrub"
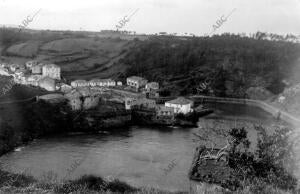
[227,127,297,191]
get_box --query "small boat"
[194,105,213,116]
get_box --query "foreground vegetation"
[0,170,188,194]
[190,126,298,193]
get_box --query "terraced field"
[2,36,134,81]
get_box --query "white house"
[9,64,21,72]
[0,66,10,76]
[42,64,61,80]
[126,76,148,89]
[60,83,72,93]
[22,74,43,86]
[71,80,89,88]
[145,82,159,91]
[89,79,116,87]
[145,82,159,98]
[165,97,194,114]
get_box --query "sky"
[0,0,300,36]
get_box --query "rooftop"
[166,97,193,105]
[89,79,115,83]
[72,79,88,84]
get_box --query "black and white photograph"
[0,0,300,193]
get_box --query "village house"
[42,64,61,80]
[165,97,194,114]
[145,82,159,98]
[145,82,159,91]
[89,79,116,87]
[21,74,43,86]
[126,76,148,90]
[125,97,156,110]
[125,97,137,110]
[89,79,100,87]
[25,60,38,69]
[38,76,56,91]
[76,87,101,110]
[0,66,10,76]
[10,64,21,72]
[31,63,43,74]
[0,63,8,68]
[60,83,72,93]
[155,105,175,120]
[117,81,122,86]
[136,98,156,109]
[65,90,82,111]
[14,69,26,77]
[71,80,89,88]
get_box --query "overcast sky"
[0,0,300,36]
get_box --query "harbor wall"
[189,95,300,127]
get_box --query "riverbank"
[0,102,297,193]
[0,100,132,156]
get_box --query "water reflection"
[0,103,292,191]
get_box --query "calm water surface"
[0,103,289,191]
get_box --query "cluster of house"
[0,61,193,119]
[126,76,160,98]
[0,61,61,92]
[125,95,194,121]
[71,79,121,88]
[125,75,194,122]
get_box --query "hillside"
[121,35,300,98]
[0,28,135,81]
[1,28,300,100]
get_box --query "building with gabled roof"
[126,76,148,90]
[42,64,61,80]
[165,97,194,114]
[71,80,89,88]
[89,79,116,87]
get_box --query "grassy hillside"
[1,28,300,98]
[0,28,134,81]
